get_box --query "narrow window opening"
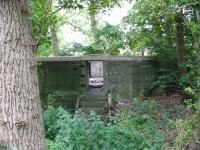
[88,61,103,92]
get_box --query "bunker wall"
[38,61,84,109]
[37,56,158,109]
[107,60,157,99]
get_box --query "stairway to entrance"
[76,94,108,120]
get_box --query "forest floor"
[147,86,195,149]
[113,87,195,149]
[44,87,195,149]
[148,93,194,149]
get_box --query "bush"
[43,105,164,150]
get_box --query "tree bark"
[90,12,99,43]
[189,97,200,149]
[51,25,60,56]
[90,13,97,36]
[48,0,60,56]
[0,1,46,149]
[176,12,185,65]
[189,7,200,150]
[89,0,99,42]
[166,20,173,49]
[195,8,200,52]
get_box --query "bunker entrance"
[87,61,104,92]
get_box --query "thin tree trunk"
[176,12,185,65]
[48,0,60,56]
[90,13,98,42]
[166,20,173,49]
[0,1,46,149]
[189,97,200,149]
[51,25,60,56]
[141,51,144,56]
[189,7,200,150]
[89,0,98,42]
[195,8,200,52]
[91,13,97,36]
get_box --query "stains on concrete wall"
[37,56,158,108]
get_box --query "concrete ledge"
[37,56,156,62]
[37,56,81,61]
[81,55,108,61]
[108,56,156,61]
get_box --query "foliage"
[30,0,52,56]
[83,24,126,55]
[180,54,200,100]
[123,0,199,54]
[43,94,200,149]
[59,24,126,55]
[43,105,58,140]
[31,0,70,56]
[171,115,196,148]
[43,105,164,150]
[123,0,200,99]
[57,0,122,15]
[122,0,177,87]
[60,42,86,56]
[133,98,157,114]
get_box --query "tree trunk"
[89,0,98,42]
[90,13,98,42]
[48,0,60,56]
[195,8,200,52]
[51,25,60,56]
[189,99,200,150]
[166,20,173,49]
[141,51,144,56]
[0,1,46,149]
[91,13,97,36]
[176,12,185,66]
[189,7,200,150]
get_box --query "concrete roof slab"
[37,56,156,62]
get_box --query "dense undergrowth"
[43,96,196,150]
[43,102,164,150]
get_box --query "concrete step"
[79,101,107,108]
[81,94,107,101]
[77,94,108,118]
[79,114,107,122]
[80,108,108,116]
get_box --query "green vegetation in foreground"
[43,99,165,150]
[43,96,198,150]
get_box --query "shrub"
[43,106,164,150]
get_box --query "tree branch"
[58,20,87,35]
[156,2,200,19]
[52,6,65,15]
[179,2,200,9]
[36,1,53,46]
[51,4,101,15]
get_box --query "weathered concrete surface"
[37,56,158,109]
[107,60,157,99]
[37,56,156,61]
[38,61,84,109]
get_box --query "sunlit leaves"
[31,0,53,55]
[88,24,125,55]
[57,0,122,15]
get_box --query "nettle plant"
[43,102,164,150]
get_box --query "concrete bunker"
[37,56,158,113]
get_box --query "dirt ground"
[112,87,195,149]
